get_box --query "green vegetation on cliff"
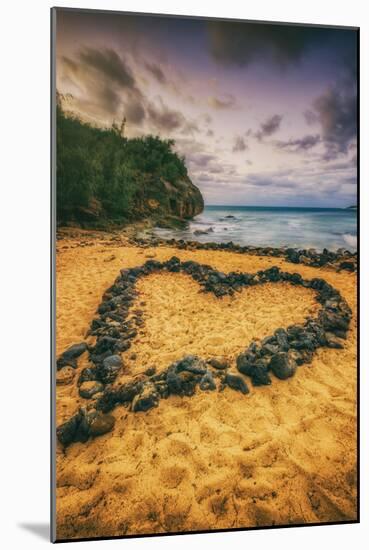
[56,106,204,226]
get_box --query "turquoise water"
[154,205,357,252]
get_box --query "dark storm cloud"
[311,82,357,160]
[79,47,136,89]
[61,47,201,134]
[147,100,185,131]
[275,134,321,152]
[144,61,167,84]
[207,21,356,69]
[232,136,248,152]
[255,114,282,140]
[61,47,144,118]
[123,96,146,124]
[146,99,201,135]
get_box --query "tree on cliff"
[56,105,197,226]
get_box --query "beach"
[55,229,357,539]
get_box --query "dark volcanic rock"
[269,352,297,380]
[57,413,81,446]
[225,373,250,394]
[174,355,207,375]
[96,380,143,413]
[78,367,98,386]
[62,342,87,360]
[56,253,353,447]
[249,365,272,386]
[57,342,87,370]
[339,261,355,272]
[56,408,115,446]
[320,310,350,333]
[274,328,290,351]
[207,358,229,370]
[236,351,257,376]
[89,414,116,437]
[132,382,159,412]
[199,371,216,391]
[95,354,123,384]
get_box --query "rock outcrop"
[132,175,204,224]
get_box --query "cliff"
[56,106,204,228]
[132,175,204,225]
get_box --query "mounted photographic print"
[51,7,359,542]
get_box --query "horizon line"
[204,204,356,209]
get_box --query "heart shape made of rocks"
[56,256,352,447]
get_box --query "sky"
[55,9,358,208]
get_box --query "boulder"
[62,342,87,360]
[248,365,272,386]
[89,414,115,437]
[269,352,297,380]
[57,342,87,370]
[132,382,159,412]
[225,373,249,394]
[207,357,229,370]
[199,371,216,391]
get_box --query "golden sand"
[55,234,357,539]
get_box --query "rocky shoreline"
[129,235,357,272]
[57,226,358,272]
[56,256,352,447]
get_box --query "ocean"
[153,205,357,252]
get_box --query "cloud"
[207,21,357,70]
[79,47,136,89]
[311,82,357,160]
[61,47,143,119]
[147,100,185,131]
[304,109,319,126]
[232,136,248,152]
[275,134,320,152]
[255,114,282,140]
[247,172,296,189]
[60,48,201,136]
[186,153,217,168]
[207,22,321,68]
[207,94,236,109]
[144,61,167,84]
[123,96,146,124]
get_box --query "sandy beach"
[55,230,357,539]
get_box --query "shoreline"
[55,229,357,539]
[57,225,357,272]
